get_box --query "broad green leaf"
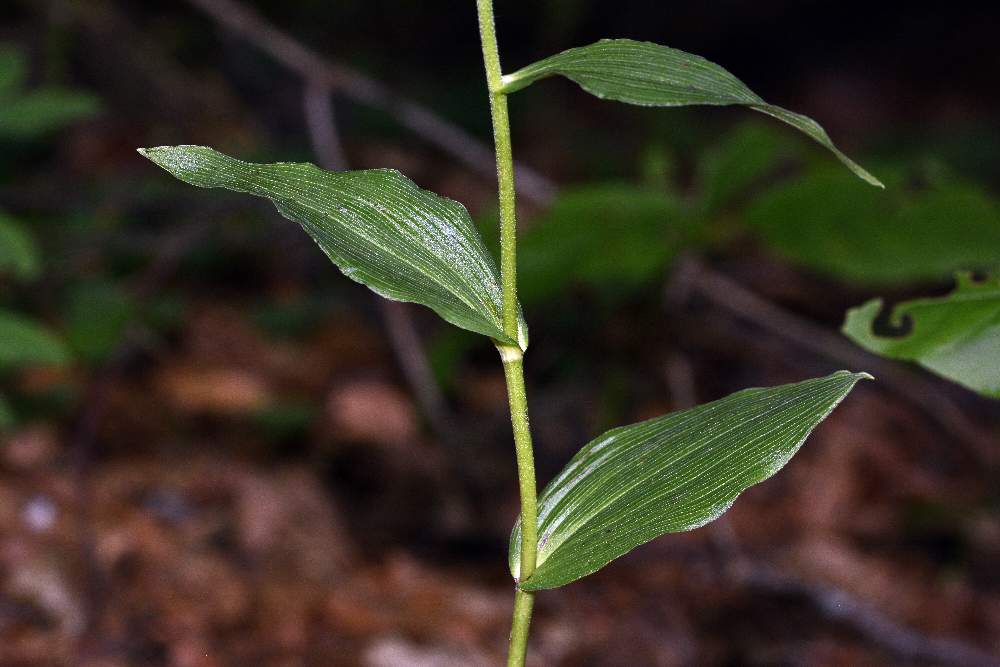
[0,309,70,368]
[0,88,101,139]
[843,274,1000,398]
[139,146,527,349]
[746,167,1000,285]
[0,212,41,280]
[519,184,688,304]
[500,39,882,187]
[511,371,870,590]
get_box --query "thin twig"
[182,0,557,205]
[670,257,995,466]
[302,83,348,172]
[301,84,455,437]
[709,521,1000,667]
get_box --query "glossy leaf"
[747,167,1000,285]
[501,39,881,187]
[139,146,527,349]
[843,274,1000,398]
[511,371,870,590]
[0,212,41,280]
[0,309,69,368]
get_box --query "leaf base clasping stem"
[478,0,540,664]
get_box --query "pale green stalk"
[476,1,539,665]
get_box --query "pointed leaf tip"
[502,39,881,187]
[510,371,867,589]
[142,145,528,347]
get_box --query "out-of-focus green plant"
[747,166,1000,285]
[138,3,882,663]
[0,212,41,281]
[0,44,100,141]
[0,42,101,428]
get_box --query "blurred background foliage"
[0,1,998,665]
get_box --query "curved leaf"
[511,370,870,590]
[139,146,527,349]
[0,309,69,368]
[501,39,881,187]
[843,274,1000,398]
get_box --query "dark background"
[1,1,999,665]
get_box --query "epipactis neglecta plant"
[139,2,881,664]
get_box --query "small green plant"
[140,4,884,663]
[0,42,95,428]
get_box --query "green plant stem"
[476,0,519,337]
[476,1,539,665]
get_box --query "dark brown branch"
[182,0,557,205]
[709,521,1000,667]
[302,84,455,438]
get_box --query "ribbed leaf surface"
[139,146,526,348]
[844,274,1000,398]
[511,371,870,590]
[501,39,881,187]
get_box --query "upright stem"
[476,1,539,665]
[476,0,519,337]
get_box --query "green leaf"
[501,39,882,187]
[0,212,41,280]
[0,393,13,430]
[843,274,1000,398]
[0,309,70,368]
[0,88,101,139]
[0,45,26,97]
[139,145,527,349]
[511,371,870,590]
[63,282,135,364]
[698,123,796,213]
[746,167,1000,285]
[518,184,688,304]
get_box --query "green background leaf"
[0,309,70,368]
[511,371,870,590]
[0,393,13,430]
[843,274,1000,398]
[0,212,41,280]
[501,39,881,187]
[518,184,688,304]
[0,44,27,96]
[139,146,527,349]
[746,167,1000,285]
[0,88,100,140]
